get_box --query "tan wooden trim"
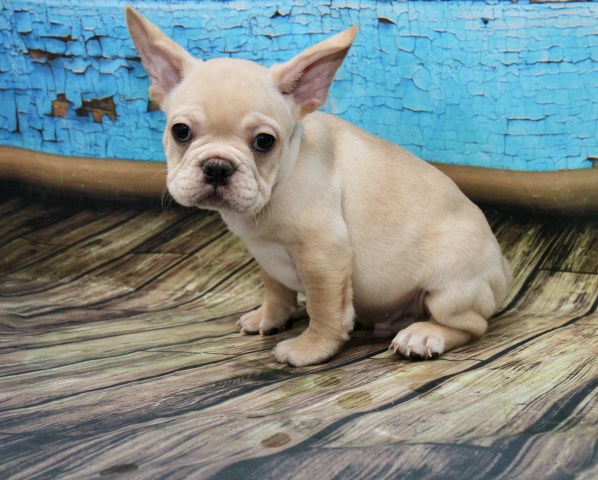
[0,146,166,199]
[1,146,597,212]
[433,163,598,213]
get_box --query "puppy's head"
[126,6,356,214]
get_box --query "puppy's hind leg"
[390,280,496,360]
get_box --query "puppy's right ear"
[125,5,195,107]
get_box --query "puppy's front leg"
[273,241,354,367]
[237,268,297,336]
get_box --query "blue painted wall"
[0,0,596,171]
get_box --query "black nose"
[202,159,235,187]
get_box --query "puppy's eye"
[172,123,192,142]
[252,133,276,152]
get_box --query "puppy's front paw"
[390,322,445,361]
[273,332,342,367]
[236,307,287,336]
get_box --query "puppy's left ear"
[271,26,358,119]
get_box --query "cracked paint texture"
[0,0,596,171]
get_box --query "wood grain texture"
[0,194,596,480]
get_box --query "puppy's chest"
[220,214,304,293]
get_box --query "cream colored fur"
[126,6,512,366]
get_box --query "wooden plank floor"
[0,189,596,479]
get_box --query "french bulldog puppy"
[125,6,512,366]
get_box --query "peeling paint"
[75,97,117,123]
[51,93,72,117]
[27,49,71,63]
[0,0,597,171]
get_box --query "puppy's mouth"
[198,186,235,209]
[174,183,237,210]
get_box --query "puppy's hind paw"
[390,322,445,361]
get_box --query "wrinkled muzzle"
[166,146,267,214]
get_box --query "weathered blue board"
[0,0,596,171]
